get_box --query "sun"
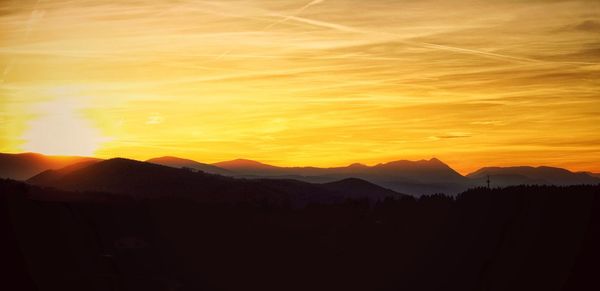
[21,98,104,156]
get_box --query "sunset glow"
[21,95,105,156]
[1,0,599,174]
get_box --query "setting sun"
[21,97,104,156]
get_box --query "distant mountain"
[583,172,600,179]
[213,157,468,195]
[213,158,282,172]
[10,151,598,196]
[0,152,101,180]
[467,166,600,187]
[28,158,405,205]
[147,156,232,175]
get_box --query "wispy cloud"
[1,0,599,173]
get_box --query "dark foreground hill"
[2,179,598,291]
[27,158,404,205]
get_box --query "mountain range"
[1,152,598,196]
[467,166,600,186]
[211,157,469,195]
[27,158,405,206]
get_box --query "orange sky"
[1,0,599,174]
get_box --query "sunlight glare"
[22,98,104,156]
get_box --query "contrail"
[263,0,324,30]
[247,3,593,65]
[213,0,325,61]
[281,14,548,65]
[417,42,542,64]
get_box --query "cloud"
[574,20,600,32]
[436,134,472,139]
[146,114,164,125]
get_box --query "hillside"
[0,152,101,180]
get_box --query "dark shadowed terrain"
[2,176,599,291]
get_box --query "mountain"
[0,152,101,180]
[26,160,103,186]
[583,172,600,179]
[370,158,464,181]
[146,156,232,175]
[11,152,598,196]
[467,166,600,187]
[213,158,282,173]
[213,157,468,195]
[28,158,405,205]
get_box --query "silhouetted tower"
[486,174,491,189]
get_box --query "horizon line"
[2,151,598,176]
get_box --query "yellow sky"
[1,0,599,174]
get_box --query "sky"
[0,0,599,174]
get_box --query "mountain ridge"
[3,152,598,196]
[467,166,600,186]
[147,156,232,175]
[0,152,101,180]
[27,158,405,205]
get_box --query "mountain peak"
[429,157,443,164]
[213,159,277,170]
[148,156,189,162]
[347,162,368,168]
[378,157,450,169]
[96,158,148,169]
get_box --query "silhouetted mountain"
[213,157,468,195]
[467,166,600,187]
[213,158,281,172]
[28,158,404,205]
[584,172,600,179]
[26,160,103,186]
[146,156,232,175]
[0,152,101,180]
[8,152,598,196]
[371,158,464,182]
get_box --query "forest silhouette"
[2,178,598,291]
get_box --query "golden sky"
[1,0,599,174]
